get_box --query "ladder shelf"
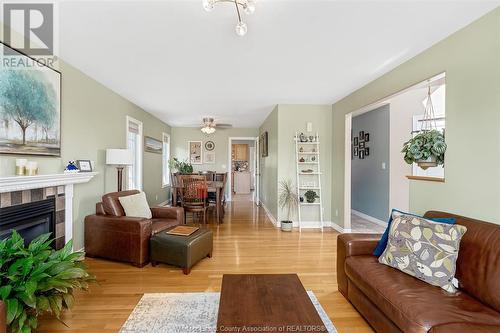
[295,132,324,232]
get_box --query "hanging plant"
[401,129,446,169]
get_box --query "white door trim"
[227,136,258,202]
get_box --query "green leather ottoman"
[149,226,213,274]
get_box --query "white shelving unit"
[295,132,324,232]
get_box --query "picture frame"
[188,141,203,164]
[353,137,358,146]
[0,41,62,156]
[76,160,92,172]
[364,133,370,142]
[365,147,370,156]
[144,136,163,154]
[359,150,365,159]
[354,147,359,156]
[204,151,216,164]
[204,141,215,151]
[359,142,365,149]
[260,132,269,157]
[359,131,364,139]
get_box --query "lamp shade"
[106,149,133,166]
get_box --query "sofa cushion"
[102,190,140,216]
[379,215,466,292]
[118,192,152,219]
[345,255,500,333]
[424,211,500,312]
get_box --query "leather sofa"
[337,211,500,333]
[84,190,184,267]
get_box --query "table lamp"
[106,149,133,192]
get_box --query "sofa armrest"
[151,206,184,225]
[84,215,153,267]
[0,300,6,333]
[337,233,381,298]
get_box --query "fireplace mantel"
[0,172,97,249]
[0,172,97,193]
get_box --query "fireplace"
[0,198,56,247]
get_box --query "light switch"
[382,162,386,170]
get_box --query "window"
[162,132,171,187]
[126,116,143,190]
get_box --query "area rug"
[120,291,338,333]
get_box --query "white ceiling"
[58,0,499,128]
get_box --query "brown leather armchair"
[84,190,184,267]
[0,300,5,333]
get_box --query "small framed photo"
[359,142,365,149]
[204,151,215,164]
[354,147,359,156]
[364,133,370,142]
[76,160,92,172]
[365,147,370,156]
[359,131,364,139]
[353,137,358,146]
[359,150,365,159]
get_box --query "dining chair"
[212,173,228,217]
[199,171,216,181]
[180,175,209,225]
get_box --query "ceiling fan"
[200,117,232,134]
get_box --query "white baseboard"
[352,209,387,227]
[261,203,278,227]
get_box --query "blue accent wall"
[351,104,390,221]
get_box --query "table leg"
[216,188,221,224]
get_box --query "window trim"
[162,132,171,188]
[125,116,143,191]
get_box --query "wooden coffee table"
[216,274,327,332]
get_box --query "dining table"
[171,180,225,224]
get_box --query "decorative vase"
[281,220,293,232]
[416,156,437,170]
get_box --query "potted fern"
[0,231,94,333]
[278,179,298,232]
[168,157,193,174]
[401,129,446,169]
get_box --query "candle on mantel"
[25,161,38,176]
[15,159,27,176]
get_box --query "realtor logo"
[3,3,54,56]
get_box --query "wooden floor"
[38,200,373,333]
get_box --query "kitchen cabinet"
[233,144,248,161]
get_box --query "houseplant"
[401,129,446,169]
[304,190,319,203]
[278,179,298,232]
[168,157,194,174]
[0,231,94,333]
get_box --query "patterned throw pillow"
[378,214,467,293]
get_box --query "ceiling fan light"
[235,21,248,36]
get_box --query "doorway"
[344,72,446,232]
[227,137,258,203]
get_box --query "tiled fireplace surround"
[0,173,97,250]
[1,186,66,248]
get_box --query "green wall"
[170,127,259,197]
[0,59,171,250]
[277,105,332,224]
[259,106,279,220]
[332,8,500,227]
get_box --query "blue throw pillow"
[373,209,456,256]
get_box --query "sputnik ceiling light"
[202,0,256,36]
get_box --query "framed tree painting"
[0,42,61,156]
[188,141,202,164]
